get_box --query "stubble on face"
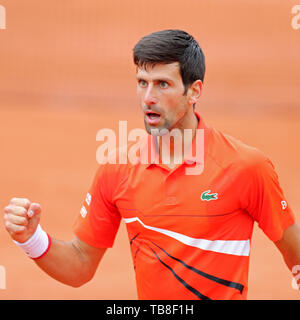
[137,63,190,137]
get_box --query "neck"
[158,111,199,168]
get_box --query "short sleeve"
[73,165,121,248]
[240,157,295,242]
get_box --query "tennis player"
[4,29,300,299]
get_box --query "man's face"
[136,62,192,135]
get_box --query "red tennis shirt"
[73,112,295,300]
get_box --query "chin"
[144,121,171,136]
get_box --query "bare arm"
[33,236,106,287]
[275,222,300,287]
[4,198,106,287]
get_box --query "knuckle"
[9,197,30,209]
[3,213,9,222]
[23,199,31,208]
[6,205,16,213]
[7,213,28,225]
[5,213,13,221]
[19,207,27,216]
[10,197,18,204]
[10,206,27,216]
[6,221,25,235]
[5,220,12,231]
[20,217,28,226]
[4,205,11,213]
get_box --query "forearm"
[275,223,300,288]
[33,237,92,287]
[281,249,300,272]
[4,198,106,288]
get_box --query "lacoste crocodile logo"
[201,190,218,201]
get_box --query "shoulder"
[208,126,272,175]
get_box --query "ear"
[187,80,203,105]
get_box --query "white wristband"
[13,224,51,259]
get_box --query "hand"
[4,198,42,243]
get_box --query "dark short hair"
[133,29,205,93]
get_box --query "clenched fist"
[4,198,42,243]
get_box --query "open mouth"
[145,110,161,124]
[147,112,160,119]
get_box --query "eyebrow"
[136,75,174,83]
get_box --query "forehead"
[136,62,181,80]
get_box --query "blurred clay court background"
[0,0,300,299]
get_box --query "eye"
[138,79,148,88]
[159,81,169,89]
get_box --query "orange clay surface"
[0,0,300,299]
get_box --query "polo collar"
[137,111,211,168]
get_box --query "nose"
[144,84,158,106]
